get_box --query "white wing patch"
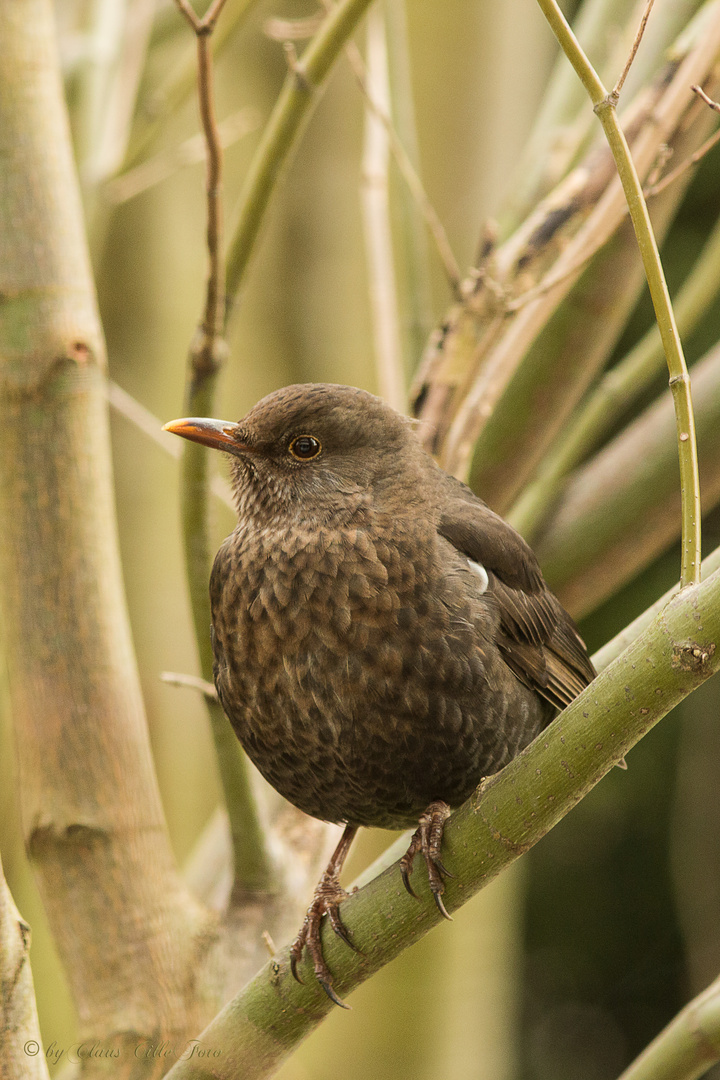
[467,558,489,594]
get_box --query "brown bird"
[164,383,595,1006]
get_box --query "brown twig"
[173,0,228,358]
[692,82,720,114]
[612,0,656,100]
[175,0,230,35]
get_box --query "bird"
[164,382,595,1006]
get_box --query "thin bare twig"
[175,0,230,34]
[161,671,219,700]
[692,82,720,113]
[173,0,227,358]
[612,0,656,100]
[646,127,720,197]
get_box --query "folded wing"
[438,486,595,710]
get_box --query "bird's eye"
[288,435,322,461]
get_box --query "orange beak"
[162,417,250,455]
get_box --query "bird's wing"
[437,487,595,709]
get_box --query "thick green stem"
[593,544,720,670]
[535,0,702,586]
[617,973,720,1080]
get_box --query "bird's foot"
[400,800,453,920]
[289,870,357,1008]
[289,823,359,1008]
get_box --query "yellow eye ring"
[289,435,322,461]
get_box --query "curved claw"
[400,863,419,899]
[432,889,452,921]
[328,905,361,953]
[432,857,454,880]
[319,978,351,1010]
[289,950,303,985]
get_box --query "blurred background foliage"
[3,0,720,1077]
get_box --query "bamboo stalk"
[361,3,406,410]
[0,855,49,1080]
[0,3,211,1073]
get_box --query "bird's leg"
[400,800,453,920]
[289,823,358,1008]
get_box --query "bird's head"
[163,383,428,524]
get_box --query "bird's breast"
[208,518,546,827]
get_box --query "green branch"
[593,543,720,670]
[535,0,702,586]
[224,0,376,313]
[162,565,720,1080]
[617,972,720,1080]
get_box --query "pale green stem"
[593,544,720,670]
[617,973,720,1080]
[361,2,406,409]
[224,0,376,314]
[181,376,273,894]
[535,0,702,586]
[510,210,720,538]
[71,0,127,175]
